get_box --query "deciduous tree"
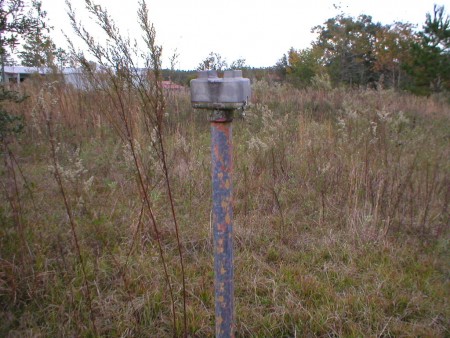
[373,22,416,89]
[229,58,247,70]
[197,51,227,71]
[312,14,382,87]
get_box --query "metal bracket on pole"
[191,70,251,337]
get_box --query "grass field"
[1,77,449,337]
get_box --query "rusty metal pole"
[191,70,250,337]
[211,111,234,337]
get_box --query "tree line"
[275,5,449,95]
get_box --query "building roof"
[4,66,52,75]
[3,66,83,75]
[162,80,184,90]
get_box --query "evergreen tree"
[0,0,45,145]
[19,33,65,68]
[2,49,16,66]
[18,0,65,68]
[0,0,47,79]
[406,5,450,94]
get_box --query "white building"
[2,66,86,88]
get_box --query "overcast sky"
[41,0,443,70]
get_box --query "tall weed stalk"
[66,0,187,335]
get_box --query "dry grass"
[0,78,449,337]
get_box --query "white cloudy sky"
[41,0,443,70]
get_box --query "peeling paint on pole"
[211,121,234,337]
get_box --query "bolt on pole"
[191,70,251,337]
